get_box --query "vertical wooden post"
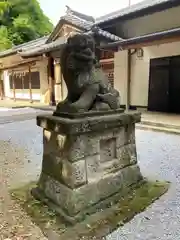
[28,65,33,103]
[0,81,2,100]
[0,71,3,100]
[12,71,16,102]
[48,56,56,106]
[60,71,63,101]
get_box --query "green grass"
[11,180,170,239]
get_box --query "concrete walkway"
[0,99,50,109]
[137,111,180,134]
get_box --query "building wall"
[3,71,11,98]
[115,6,180,38]
[38,58,49,103]
[114,50,128,106]
[114,40,180,108]
[2,58,49,102]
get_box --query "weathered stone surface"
[115,127,127,148]
[43,130,67,155]
[116,143,137,168]
[86,154,101,182]
[67,135,99,162]
[34,111,142,223]
[37,111,141,135]
[38,173,75,215]
[37,164,142,219]
[127,123,136,144]
[96,165,142,200]
[61,159,87,188]
[100,138,116,163]
[41,153,62,182]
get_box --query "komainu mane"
[54,33,121,114]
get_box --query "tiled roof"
[61,13,93,30]
[65,6,95,23]
[94,27,122,41]
[0,36,48,58]
[61,13,122,41]
[48,6,122,43]
[21,30,122,58]
[102,27,180,49]
[20,37,66,58]
[96,0,174,24]
[87,27,122,41]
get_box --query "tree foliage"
[0,0,53,50]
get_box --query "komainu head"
[61,33,96,73]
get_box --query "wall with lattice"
[100,61,114,87]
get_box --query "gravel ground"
[0,119,47,240]
[107,130,180,240]
[1,117,180,239]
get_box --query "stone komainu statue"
[55,33,120,114]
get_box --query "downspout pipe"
[126,49,131,111]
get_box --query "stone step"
[136,122,180,135]
[140,120,180,130]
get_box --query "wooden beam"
[28,65,33,103]
[0,57,42,70]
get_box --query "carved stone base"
[33,111,143,223]
[53,108,125,119]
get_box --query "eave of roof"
[101,27,180,49]
[0,35,49,58]
[96,0,180,26]
[21,29,122,59]
[20,36,67,58]
[88,26,122,42]
[0,57,42,70]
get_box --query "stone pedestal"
[32,111,143,223]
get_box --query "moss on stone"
[11,180,170,239]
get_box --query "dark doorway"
[148,55,180,113]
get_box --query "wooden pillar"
[28,65,33,103]
[54,58,63,102]
[0,71,3,100]
[48,56,56,106]
[61,71,63,100]
[12,71,16,102]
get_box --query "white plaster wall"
[3,71,11,98]
[119,6,180,38]
[114,41,180,107]
[114,50,128,105]
[13,92,41,100]
[38,58,49,103]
